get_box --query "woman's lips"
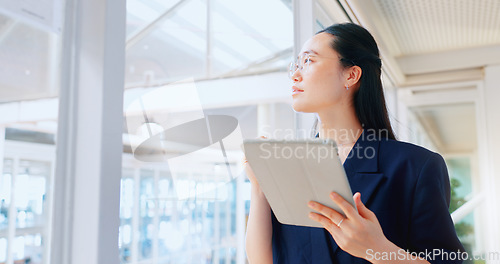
[292,86,304,95]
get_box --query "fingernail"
[308,201,315,208]
[331,192,338,199]
[308,212,315,219]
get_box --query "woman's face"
[290,32,350,113]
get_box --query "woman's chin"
[292,101,315,113]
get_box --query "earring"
[346,84,349,90]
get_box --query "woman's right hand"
[244,137,272,264]
[243,136,267,188]
[243,158,259,186]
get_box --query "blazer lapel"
[329,132,387,256]
[349,172,386,207]
[344,133,387,206]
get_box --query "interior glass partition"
[0,0,64,262]
[0,142,55,264]
[121,0,293,263]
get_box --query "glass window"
[119,169,135,263]
[157,172,175,260]
[12,234,43,263]
[138,169,155,261]
[447,157,473,213]
[0,237,6,263]
[0,0,64,262]
[120,158,245,263]
[15,160,49,229]
[453,210,483,263]
[126,0,182,38]
[0,159,12,230]
[125,0,292,87]
[121,0,292,263]
[0,156,52,264]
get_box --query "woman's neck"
[317,106,363,164]
[317,107,363,144]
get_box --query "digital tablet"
[243,138,355,228]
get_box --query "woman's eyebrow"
[298,50,319,57]
[304,50,319,55]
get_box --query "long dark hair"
[315,23,396,140]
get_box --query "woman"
[245,23,465,263]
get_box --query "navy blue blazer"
[271,131,465,263]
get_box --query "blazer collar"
[344,129,383,173]
[316,129,381,173]
[343,129,388,206]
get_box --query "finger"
[354,192,376,220]
[308,212,343,236]
[308,201,344,224]
[330,192,359,220]
[243,161,258,184]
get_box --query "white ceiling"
[375,0,500,56]
[342,0,500,83]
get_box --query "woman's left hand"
[308,192,390,260]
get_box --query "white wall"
[482,65,500,254]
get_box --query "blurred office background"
[0,0,499,263]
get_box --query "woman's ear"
[345,66,362,89]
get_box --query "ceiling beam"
[404,68,483,87]
[173,15,251,66]
[0,98,58,125]
[212,2,281,52]
[398,83,478,108]
[397,44,500,75]
[216,47,291,78]
[126,0,189,50]
[0,19,16,45]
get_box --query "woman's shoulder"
[375,139,449,187]
[378,138,444,166]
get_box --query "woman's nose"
[291,70,302,82]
